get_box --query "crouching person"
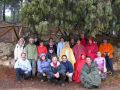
[61,55,73,82]
[14,52,32,83]
[94,52,107,80]
[37,53,51,82]
[81,56,101,89]
[49,55,66,86]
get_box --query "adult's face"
[21,53,26,60]
[81,54,85,59]
[40,42,44,46]
[97,52,101,57]
[19,38,25,46]
[29,38,34,44]
[60,38,64,42]
[62,56,67,62]
[103,39,107,44]
[86,57,92,65]
[77,40,80,44]
[89,39,92,44]
[71,39,74,43]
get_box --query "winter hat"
[40,53,46,58]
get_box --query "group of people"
[14,34,114,89]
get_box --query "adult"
[73,54,86,83]
[80,33,86,47]
[73,39,86,61]
[37,53,50,82]
[25,37,38,77]
[99,39,114,75]
[81,57,101,89]
[86,38,98,60]
[57,37,65,57]
[47,38,57,54]
[49,55,66,86]
[14,52,32,83]
[46,47,56,60]
[14,38,25,62]
[59,42,75,67]
[94,52,107,80]
[69,38,76,49]
[61,55,73,82]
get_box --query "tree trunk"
[3,0,6,21]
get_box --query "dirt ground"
[0,66,120,90]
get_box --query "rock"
[0,42,15,57]
[1,56,8,61]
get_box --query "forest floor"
[0,65,120,90]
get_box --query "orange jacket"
[99,43,114,58]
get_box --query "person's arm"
[37,61,43,73]
[14,45,18,60]
[45,47,48,54]
[68,61,74,73]
[103,58,107,72]
[14,60,19,69]
[109,43,114,56]
[99,44,104,55]
[58,64,66,75]
[57,43,60,57]
[34,46,38,60]
[27,60,32,72]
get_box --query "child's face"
[21,53,26,60]
[49,49,53,53]
[52,57,57,63]
[41,56,46,60]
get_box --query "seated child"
[37,53,51,82]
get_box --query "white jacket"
[14,44,25,60]
[14,59,32,72]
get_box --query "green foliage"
[21,0,120,37]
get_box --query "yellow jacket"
[59,47,76,67]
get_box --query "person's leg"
[31,60,37,77]
[66,73,73,82]
[24,71,31,80]
[58,74,65,85]
[16,68,25,81]
[109,58,114,75]
[49,77,57,84]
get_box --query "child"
[37,53,51,82]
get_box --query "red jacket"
[37,46,48,58]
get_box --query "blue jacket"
[37,59,51,73]
[61,60,73,73]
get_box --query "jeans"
[16,68,31,81]
[29,59,37,77]
[105,56,114,74]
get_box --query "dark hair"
[60,37,64,40]
[61,55,67,59]
[86,56,92,60]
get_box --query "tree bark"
[3,0,6,21]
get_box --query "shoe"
[40,80,44,82]
[17,81,22,84]
[61,83,65,86]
